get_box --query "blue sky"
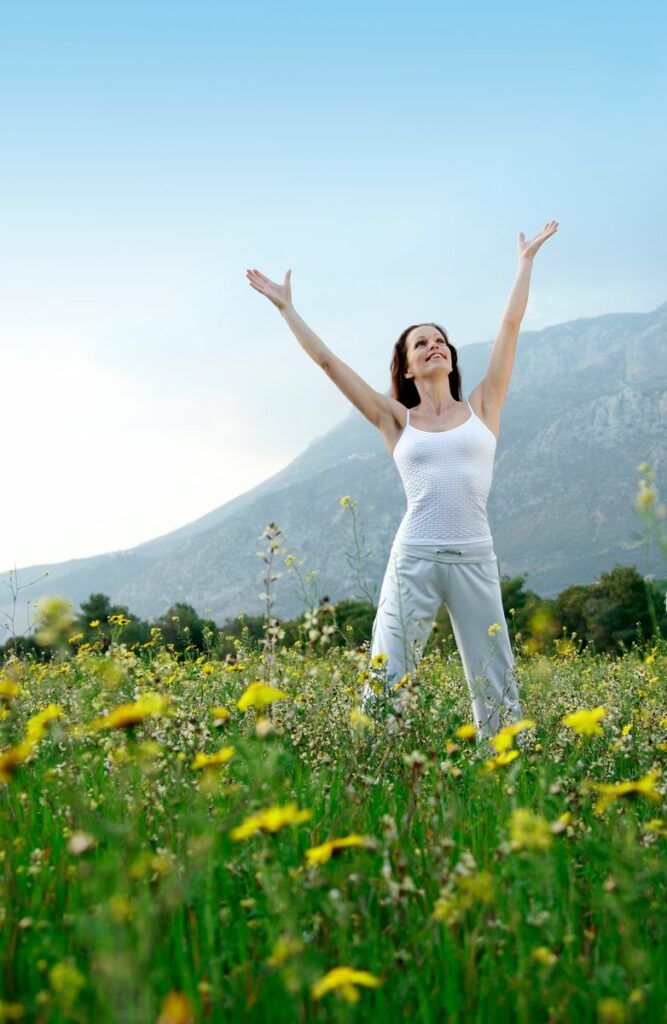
[2,0,665,568]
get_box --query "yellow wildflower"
[236,681,289,712]
[597,997,627,1024]
[311,966,381,1003]
[230,802,312,841]
[509,808,554,851]
[433,871,494,924]
[489,719,536,753]
[130,850,174,880]
[211,706,231,724]
[455,723,476,741]
[484,749,520,772]
[0,678,21,702]
[432,894,458,923]
[108,613,132,627]
[156,990,195,1024]
[456,871,494,906]
[109,886,134,916]
[644,818,667,837]
[488,622,502,635]
[340,495,351,508]
[305,834,372,866]
[48,960,86,1010]
[25,704,63,743]
[370,652,388,668]
[0,703,63,782]
[191,746,235,770]
[635,483,656,510]
[0,740,35,784]
[553,636,578,657]
[34,595,75,646]
[349,708,373,729]
[267,936,304,968]
[532,946,558,966]
[562,705,606,736]
[550,811,572,834]
[84,692,172,732]
[588,768,662,816]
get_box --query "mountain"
[3,301,666,636]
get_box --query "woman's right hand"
[246,268,292,311]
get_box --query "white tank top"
[392,399,497,544]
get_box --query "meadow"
[1,601,666,1023]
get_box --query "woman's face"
[404,325,451,380]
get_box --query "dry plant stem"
[342,498,378,606]
[0,565,48,641]
[283,551,319,619]
[258,522,285,683]
[635,464,667,642]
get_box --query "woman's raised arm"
[246,267,400,431]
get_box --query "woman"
[246,220,559,740]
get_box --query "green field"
[1,617,666,1024]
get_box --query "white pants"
[361,536,523,739]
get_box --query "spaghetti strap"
[406,407,410,426]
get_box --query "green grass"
[1,633,666,1023]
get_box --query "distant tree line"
[1,563,665,665]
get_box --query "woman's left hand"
[518,220,559,260]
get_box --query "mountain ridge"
[3,300,666,634]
